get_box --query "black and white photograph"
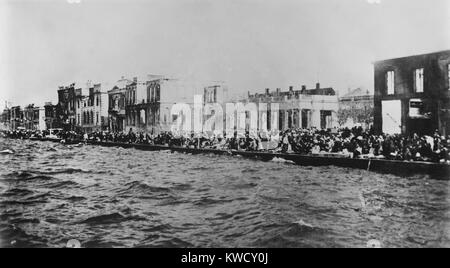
[0,0,449,252]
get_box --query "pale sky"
[0,0,449,108]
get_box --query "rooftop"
[374,49,450,65]
[249,83,336,99]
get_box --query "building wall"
[107,77,131,132]
[0,109,11,131]
[108,88,127,132]
[75,85,109,133]
[57,85,77,130]
[373,50,450,136]
[44,103,58,130]
[37,108,46,131]
[23,105,45,131]
[124,76,226,134]
[23,105,34,130]
[10,106,23,130]
[125,80,144,132]
[247,86,339,132]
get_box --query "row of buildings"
[1,50,449,136]
[0,79,368,134]
[247,83,340,131]
[243,49,450,136]
[0,75,229,134]
[0,103,56,132]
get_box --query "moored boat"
[3,135,448,179]
[86,140,450,180]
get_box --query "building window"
[96,113,99,124]
[156,85,160,101]
[320,110,333,130]
[386,71,395,95]
[96,96,99,106]
[414,68,424,93]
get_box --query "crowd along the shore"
[2,126,449,164]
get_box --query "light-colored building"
[125,74,227,133]
[247,83,339,132]
[23,104,46,131]
[75,82,109,133]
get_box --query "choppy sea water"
[0,137,449,248]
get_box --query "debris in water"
[66,239,81,248]
[366,239,381,248]
[0,149,14,154]
[293,219,314,228]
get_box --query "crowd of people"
[74,127,450,163]
[2,127,449,163]
[2,129,83,141]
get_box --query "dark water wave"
[1,138,450,248]
[77,212,142,225]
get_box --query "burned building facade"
[10,106,24,130]
[374,50,450,136]
[108,77,132,132]
[44,102,59,130]
[57,83,78,131]
[247,83,339,132]
[23,104,46,131]
[124,75,225,134]
[75,83,109,133]
[1,107,11,131]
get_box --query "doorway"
[382,100,402,134]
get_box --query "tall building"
[10,106,23,130]
[23,104,46,131]
[75,82,109,133]
[247,83,339,132]
[108,77,132,132]
[57,83,77,131]
[373,50,450,136]
[44,102,59,130]
[124,74,227,133]
[124,76,152,132]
